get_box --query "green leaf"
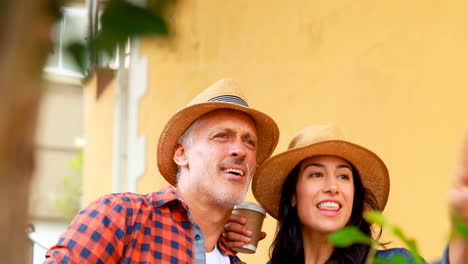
[391,226,419,252]
[100,0,169,38]
[391,226,422,264]
[69,152,83,170]
[365,247,377,264]
[65,0,175,74]
[406,239,419,255]
[385,254,413,264]
[375,256,390,264]
[456,222,468,237]
[391,226,406,242]
[66,42,88,74]
[364,211,388,227]
[328,226,373,247]
[55,147,82,223]
[452,212,468,238]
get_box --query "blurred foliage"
[55,147,82,224]
[68,0,175,74]
[375,254,415,264]
[451,211,468,239]
[329,211,425,264]
[53,0,175,222]
[328,226,373,247]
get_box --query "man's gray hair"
[177,118,202,147]
[175,118,202,182]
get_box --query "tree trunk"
[0,0,56,262]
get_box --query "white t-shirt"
[206,244,230,264]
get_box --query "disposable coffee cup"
[231,201,266,254]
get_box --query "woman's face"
[293,155,355,235]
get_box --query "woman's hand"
[448,127,468,264]
[449,127,468,225]
[223,213,267,249]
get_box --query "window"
[44,7,88,78]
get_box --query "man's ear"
[173,143,188,167]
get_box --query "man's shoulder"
[90,192,149,207]
[87,185,175,208]
[75,186,181,223]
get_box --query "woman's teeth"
[317,201,340,209]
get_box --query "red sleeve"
[44,194,131,264]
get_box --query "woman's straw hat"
[157,78,280,186]
[253,124,390,219]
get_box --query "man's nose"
[229,138,246,158]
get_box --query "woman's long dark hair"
[270,161,381,264]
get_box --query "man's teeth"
[317,202,340,209]
[223,168,244,176]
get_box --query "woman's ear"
[173,143,188,167]
[291,194,297,207]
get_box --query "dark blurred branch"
[0,1,58,262]
[0,0,175,262]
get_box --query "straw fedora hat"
[157,78,280,186]
[253,124,390,219]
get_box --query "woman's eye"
[309,172,321,178]
[338,174,350,180]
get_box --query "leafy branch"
[55,146,83,223]
[328,211,423,264]
[451,211,468,239]
[67,0,175,74]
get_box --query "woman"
[225,125,445,263]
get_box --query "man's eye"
[245,139,256,147]
[215,133,227,138]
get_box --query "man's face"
[175,109,257,207]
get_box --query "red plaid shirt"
[44,186,245,264]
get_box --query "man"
[44,78,279,263]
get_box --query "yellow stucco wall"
[84,0,468,263]
[82,73,116,206]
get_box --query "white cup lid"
[233,201,266,215]
[241,244,256,252]
[232,243,257,254]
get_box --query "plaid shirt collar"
[154,185,240,258]
[151,185,189,210]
